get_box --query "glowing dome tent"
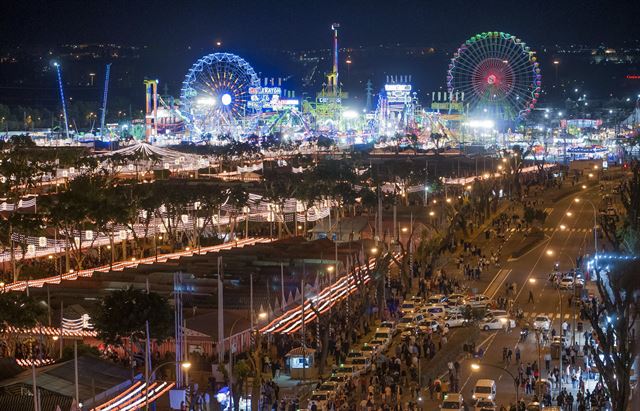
[98,142,210,172]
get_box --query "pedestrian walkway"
[521,311,578,321]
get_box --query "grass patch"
[510,228,545,259]
[551,185,584,202]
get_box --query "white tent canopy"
[98,142,210,171]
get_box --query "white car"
[379,321,398,335]
[369,338,389,352]
[444,313,468,328]
[345,350,365,362]
[420,318,442,333]
[427,294,448,305]
[479,317,516,331]
[559,277,574,289]
[314,381,339,397]
[308,392,329,409]
[484,310,509,321]
[327,374,349,391]
[467,294,493,309]
[359,343,378,358]
[347,357,371,374]
[397,313,425,331]
[423,304,447,319]
[447,293,467,305]
[533,315,551,331]
[400,301,418,314]
[334,365,358,378]
[373,329,393,344]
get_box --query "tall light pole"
[145,361,191,411]
[53,62,70,139]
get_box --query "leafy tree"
[93,286,173,346]
[43,173,122,269]
[601,160,640,253]
[0,292,44,334]
[581,259,638,411]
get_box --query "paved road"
[454,182,604,408]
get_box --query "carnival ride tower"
[144,79,159,142]
[327,23,340,94]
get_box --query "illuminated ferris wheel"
[180,53,260,136]
[447,32,541,120]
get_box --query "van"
[440,393,464,410]
[472,379,496,402]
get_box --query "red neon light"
[626,75,640,79]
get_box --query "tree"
[43,173,122,270]
[93,286,173,347]
[0,292,45,361]
[601,160,640,253]
[581,259,638,411]
[0,292,44,334]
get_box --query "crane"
[100,63,111,139]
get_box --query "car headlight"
[472,394,476,399]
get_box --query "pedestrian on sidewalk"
[528,290,535,304]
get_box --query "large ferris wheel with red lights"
[447,31,541,121]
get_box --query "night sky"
[2,0,639,49]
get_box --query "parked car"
[348,356,371,374]
[478,317,515,331]
[325,373,349,391]
[308,392,330,409]
[397,313,425,331]
[419,318,442,333]
[400,301,418,315]
[335,365,357,378]
[314,381,339,397]
[444,313,468,328]
[379,321,398,335]
[467,294,493,309]
[373,329,393,344]
[423,304,447,319]
[345,350,365,362]
[427,294,448,305]
[447,293,467,305]
[327,374,349,391]
[369,338,389,352]
[533,315,551,331]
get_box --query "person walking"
[528,290,535,304]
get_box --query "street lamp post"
[471,363,519,405]
[145,361,191,411]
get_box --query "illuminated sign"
[385,84,412,104]
[626,75,640,80]
[561,119,603,129]
[249,87,282,95]
[384,84,412,92]
[431,102,464,111]
[317,97,342,104]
